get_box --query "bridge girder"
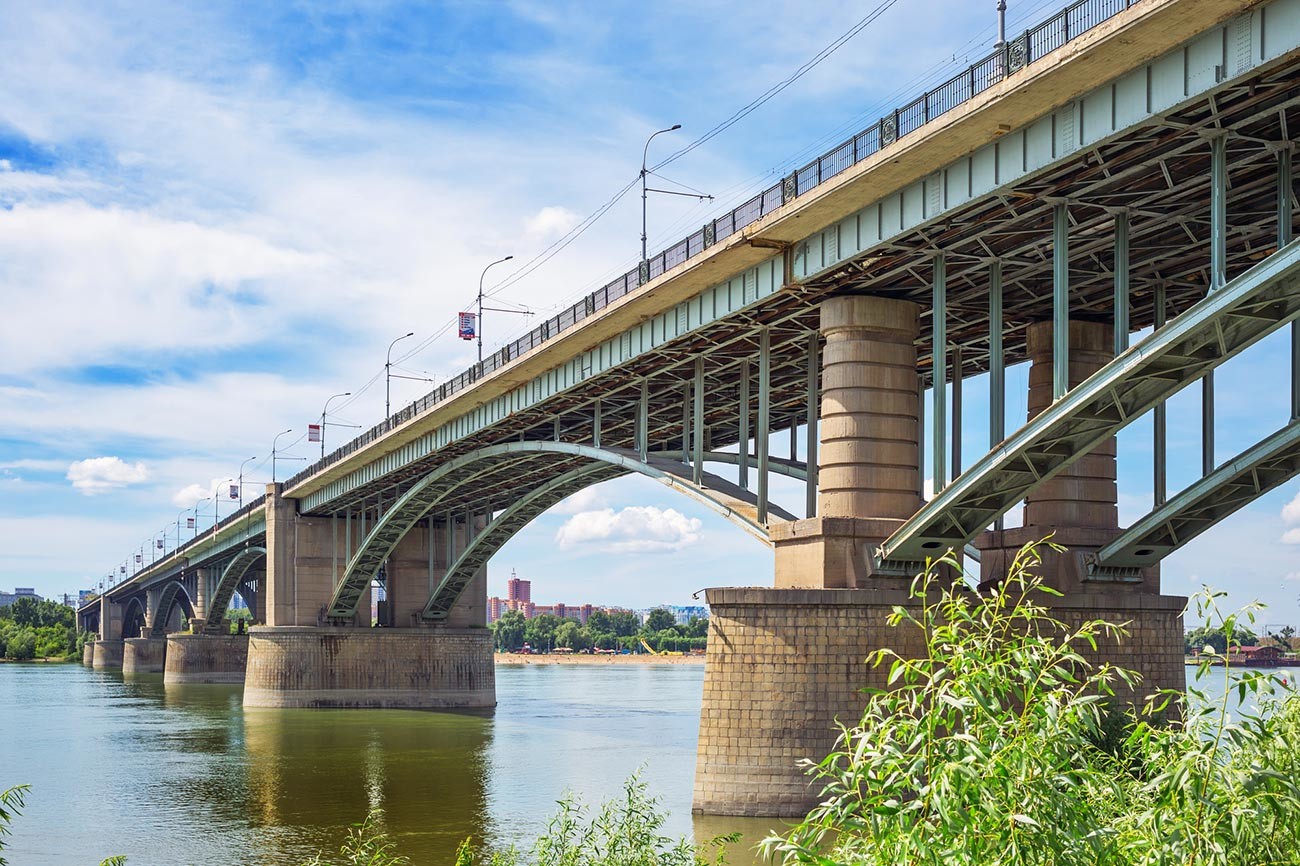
[202,546,267,635]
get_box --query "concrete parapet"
[242,626,495,709]
[692,585,1185,817]
[122,637,167,674]
[91,640,124,670]
[82,642,94,666]
[164,634,249,684]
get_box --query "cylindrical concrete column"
[92,640,124,669]
[82,641,94,665]
[817,296,922,520]
[1023,320,1118,529]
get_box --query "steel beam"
[933,253,948,491]
[738,360,750,489]
[878,239,1300,568]
[805,332,819,518]
[1113,211,1130,354]
[1154,282,1168,507]
[1282,147,1298,420]
[1090,418,1300,577]
[638,380,649,460]
[200,546,267,635]
[693,358,705,484]
[989,259,1005,529]
[951,344,963,481]
[1053,202,1070,400]
[757,327,771,524]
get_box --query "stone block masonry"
[692,586,1186,817]
[164,634,249,684]
[242,627,495,709]
[122,637,167,674]
[91,639,124,670]
[82,641,94,665]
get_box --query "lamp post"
[476,256,514,364]
[320,392,351,458]
[641,125,680,267]
[174,507,191,550]
[271,428,294,484]
[191,496,210,538]
[215,477,236,527]
[385,333,415,420]
[238,456,258,510]
[995,0,1007,52]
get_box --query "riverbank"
[495,652,705,666]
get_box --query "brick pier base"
[692,587,1186,817]
[122,637,167,674]
[242,627,496,709]
[164,634,249,684]
[91,640,124,670]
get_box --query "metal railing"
[284,0,1141,491]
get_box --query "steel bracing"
[328,441,797,620]
[1089,419,1300,578]
[878,239,1300,572]
[202,546,267,635]
[149,580,195,638]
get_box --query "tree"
[4,628,35,661]
[524,614,561,651]
[554,620,593,651]
[1185,623,1257,654]
[493,610,526,651]
[685,616,709,638]
[644,608,676,633]
[586,610,613,634]
[608,610,640,637]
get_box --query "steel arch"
[150,582,195,637]
[328,441,796,619]
[202,546,267,635]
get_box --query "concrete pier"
[91,640,124,670]
[243,627,495,709]
[82,642,94,666]
[164,634,249,684]
[122,637,167,674]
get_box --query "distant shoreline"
[494,652,705,666]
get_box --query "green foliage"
[494,610,527,651]
[523,614,562,650]
[453,775,735,866]
[762,542,1300,866]
[643,608,676,633]
[302,810,410,866]
[0,785,30,866]
[0,600,79,659]
[1184,622,1257,654]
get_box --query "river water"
[1,661,1295,866]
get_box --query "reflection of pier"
[80,0,1300,816]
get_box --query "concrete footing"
[122,637,167,674]
[91,640,124,670]
[164,634,249,684]
[82,642,94,666]
[691,586,1185,818]
[243,627,496,709]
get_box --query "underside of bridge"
[85,0,1300,819]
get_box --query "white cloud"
[66,456,149,495]
[1285,571,1300,582]
[171,483,209,509]
[1282,528,1300,545]
[523,205,580,242]
[555,506,702,553]
[551,485,610,515]
[1282,488,1300,525]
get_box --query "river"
[0,661,1295,866]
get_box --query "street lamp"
[271,428,295,484]
[191,496,210,538]
[385,333,415,420]
[476,255,514,364]
[174,507,191,550]
[238,456,258,510]
[639,125,712,277]
[320,392,352,458]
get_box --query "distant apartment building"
[0,587,41,607]
[506,574,531,604]
[485,574,630,626]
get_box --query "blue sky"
[0,0,1296,624]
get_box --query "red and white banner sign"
[186,517,196,529]
[307,423,322,443]
[229,483,239,500]
[458,312,476,341]
[156,539,164,549]
[120,565,126,574]
[135,554,142,563]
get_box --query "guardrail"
[283,0,1142,491]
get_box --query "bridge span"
[81,0,1300,817]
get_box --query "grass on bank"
[4,539,1300,864]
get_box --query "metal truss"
[328,440,796,620]
[1087,419,1300,579]
[879,238,1300,572]
[422,464,623,620]
[149,580,195,637]
[202,546,267,635]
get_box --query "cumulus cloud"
[552,485,609,515]
[1282,528,1300,545]
[523,205,580,241]
[1285,571,1300,582]
[171,483,210,509]
[1283,487,1300,525]
[66,456,149,494]
[555,506,702,553]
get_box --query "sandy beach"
[494,652,705,666]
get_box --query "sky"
[0,0,1296,625]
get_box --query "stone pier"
[82,641,94,665]
[122,637,167,674]
[92,640,124,670]
[242,627,495,709]
[164,634,249,684]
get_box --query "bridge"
[79,0,1300,817]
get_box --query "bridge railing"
[283,0,1140,491]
